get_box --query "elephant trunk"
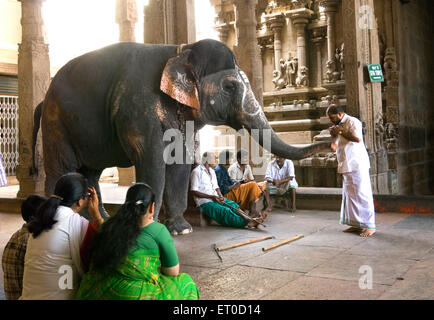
[241,93,331,160]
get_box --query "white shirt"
[228,162,254,182]
[265,159,298,188]
[20,206,88,300]
[336,114,370,173]
[190,164,219,207]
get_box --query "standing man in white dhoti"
[327,104,376,237]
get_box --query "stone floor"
[1,204,433,300]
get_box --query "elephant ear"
[160,49,200,110]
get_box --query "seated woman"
[76,183,200,300]
[20,173,103,300]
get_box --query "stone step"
[264,107,321,121]
[269,118,329,132]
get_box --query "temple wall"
[396,0,434,195]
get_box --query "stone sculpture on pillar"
[272,58,287,90]
[296,66,309,87]
[287,56,298,87]
[385,123,398,153]
[375,113,386,151]
[326,60,340,82]
[338,42,345,80]
[384,47,399,88]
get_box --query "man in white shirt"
[327,104,376,237]
[227,149,271,215]
[190,152,262,228]
[228,150,254,183]
[265,156,298,212]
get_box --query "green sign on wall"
[367,64,384,82]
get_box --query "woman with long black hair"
[76,182,199,300]
[20,172,103,300]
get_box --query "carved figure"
[286,57,298,87]
[33,39,330,236]
[385,123,398,152]
[326,60,340,83]
[375,113,385,151]
[384,47,399,88]
[272,70,286,90]
[296,66,309,87]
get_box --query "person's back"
[19,172,103,300]
[2,195,46,300]
[21,206,84,300]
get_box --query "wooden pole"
[217,235,274,252]
[262,234,304,252]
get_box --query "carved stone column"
[144,0,195,44]
[233,0,263,105]
[320,0,339,63]
[288,8,314,76]
[216,24,230,44]
[342,0,387,193]
[311,28,326,87]
[116,0,138,42]
[17,0,50,197]
[116,0,138,186]
[266,13,285,71]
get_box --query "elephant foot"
[165,216,193,236]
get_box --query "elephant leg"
[77,167,109,220]
[43,138,78,196]
[162,164,192,236]
[134,160,166,223]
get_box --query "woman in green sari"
[76,183,199,300]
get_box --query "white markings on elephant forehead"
[175,71,191,90]
[238,70,250,85]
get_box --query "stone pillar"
[116,0,138,42]
[311,28,326,87]
[116,0,138,186]
[232,0,263,106]
[16,0,50,197]
[144,0,195,44]
[342,0,386,193]
[216,24,231,44]
[267,14,285,71]
[320,0,339,63]
[288,8,314,75]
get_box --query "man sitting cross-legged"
[215,150,270,220]
[265,156,298,212]
[190,152,263,229]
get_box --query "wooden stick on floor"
[217,235,274,252]
[262,234,304,252]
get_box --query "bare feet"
[291,205,296,213]
[343,226,362,233]
[247,217,265,229]
[360,229,376,237]
[260,210,269,220]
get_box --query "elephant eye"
[222,79,236,92]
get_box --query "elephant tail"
[31,102,43,176]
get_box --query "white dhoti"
[340,169,376,230]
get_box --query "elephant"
[33,39,330,235]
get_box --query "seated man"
[265,156,298,212]
[2,194,47,300]
[215,150,270,218]
[190,152,262,229]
